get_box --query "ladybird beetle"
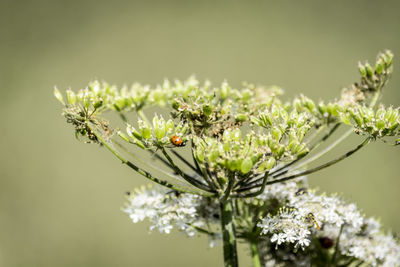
[170,135,185,147]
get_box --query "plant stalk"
[220,200,239,267]
[250,241,261,267]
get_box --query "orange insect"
[170,135,185,147]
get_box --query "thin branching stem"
[171,149,203,176]
[238,137,370,191]
[87,122,213,196]
[161,147,215,193]
[232,172,268,198]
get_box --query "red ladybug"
[170,135,185,147]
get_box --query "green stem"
[238,137,370,191]
[113,139,198,187]
[266,137,371,185]
[250,241,261,267]
[87,122,212,196]
[220,200,239,267]
[331,224,344,264]
[161,148,214,193]
[289,126,352,173]
[232,172,268,198]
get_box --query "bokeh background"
[1,1,399,266]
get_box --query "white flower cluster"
[256,181,400,266]
[123,185,218,238]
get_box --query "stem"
[250,241,261,267]
[331,224,344,264]
[161,147,214,192]
[266,137,370,186]
[220,200,239,267]
[246,123,341,187]
[221,174,235,203]
[113,140,197,187]
[87,122,213,196]
[288,127,353,174]
[232,172,268,198]
[171,149,203,176]
[238,137,370,191]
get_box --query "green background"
[1,1,399,266]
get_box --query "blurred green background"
[1,0,399,266]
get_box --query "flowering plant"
[55,51,400,266]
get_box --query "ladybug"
[170,135,185,147]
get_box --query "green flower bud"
[240,158,253,174]
[385,50,394,66]
[287,140,298,150]
[94,100,103,109]
[365,63,373,77]
[196,149,205,162]
[327,103,339,116]
[83,92,90,109]
[271,127,282,141]
[155,125,166,140]
[241,89,253,101]
[297,148,309,158]
[223,142,230,152]
[54,87,65,105]
[209,150,219,162]
[376,119,385,130]
[318,103,328,116]
[220,82,230,99]
[235,114,248,122]
[203,104,212,116]
[227,160,237,171]
[375,59,384,74]
[276,146,285,158]
[66,89,76,105]
[127,125,142,140]
[118,131,130,142]
[217,176,228,185]
[260,114,272,127]
[165,120,175,133]
[76,90,84,103]
[388,122,399,132]
[171,99,180,110]
[141,127,152,139]
[305,98,316,112]
[358,62,367,77]
[293,98,302,110]
[266,157,276,170]
[115,97,126,110]
[232,129,241,141]
[340,113,351,125]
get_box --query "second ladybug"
[170,135,185,147]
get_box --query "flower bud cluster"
[193,129,276,177]
[54,80,150,113]
[251,105,312,159]
[122,115,188,149]
[357,50,394,92]
[341,105,400,139]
